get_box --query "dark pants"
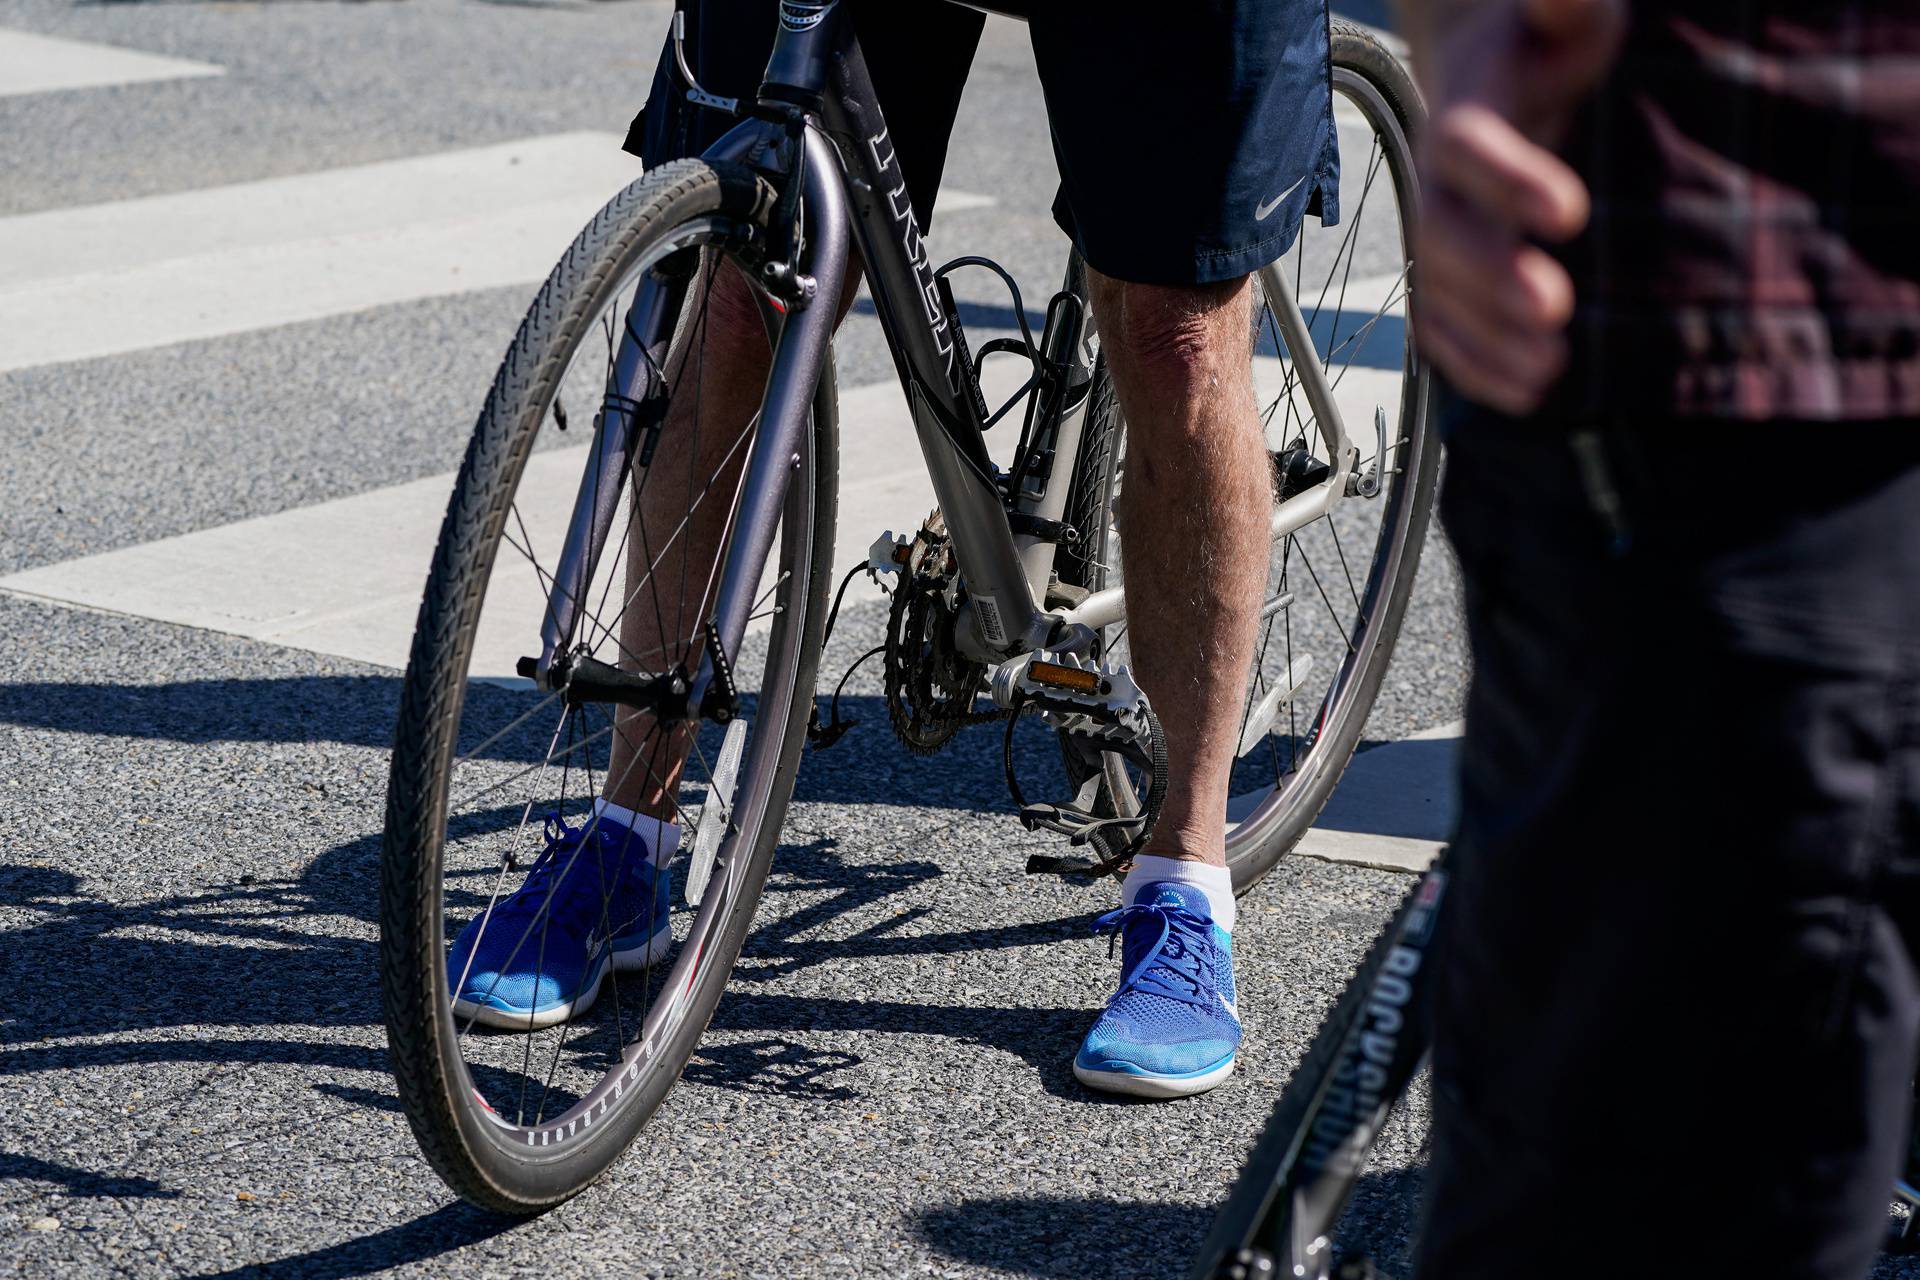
[1415,409,1920,1278]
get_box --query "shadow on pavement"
[913,1168,1424,1279]
[0,673,1076,812]
[0,714,1101,1180]
[683,1036,865,1101]
[0,666,1405,819]
[0,1152,180,1200]
[707,989,1095,1101]
[915,1194,1208,1280]
[186,1201,518,1280]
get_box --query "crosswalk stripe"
[1292,720,1457,871]
[0,133,637,372]
[0,325,1401,668]
[0,28,222,98]
[0,132,996,374]
[0,363,1026,679]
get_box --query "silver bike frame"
[534,0,1353,694]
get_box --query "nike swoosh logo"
[1254,174,1307,222]
[1219,990,1240,1021]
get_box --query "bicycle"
[1189,852,1920,1279]
[380,0,1435,1212]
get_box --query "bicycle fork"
[522,127,850,718]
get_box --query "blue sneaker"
[1074,882,1240,1098]
[447,813,673,1030]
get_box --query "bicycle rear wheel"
[380,159,836,1212]
[1062,21,1435,892]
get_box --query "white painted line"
[0,133,640,373]
[1293,720,1459,872]
[0,363,1025,680]
[0,276,1403,677]
[935,190,995,214]
[0,28,221,98]
[0,128,1000,374]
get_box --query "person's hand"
[1404,0,1625,415]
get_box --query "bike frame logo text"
[1299,941,1422,1177]
[778,1,835,33]
[866,128,956,383]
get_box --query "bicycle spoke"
[1325,513,1363,613]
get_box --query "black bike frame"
[1190,865,1448,1280]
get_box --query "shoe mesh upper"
[448,814,668,1014]
[1077,882,1240,1077]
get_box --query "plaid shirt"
[1556,1,1920,420]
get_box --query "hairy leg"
[601,259,770,822]
[604,259,861,822]
[1086,267,1270,868]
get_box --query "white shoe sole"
[1073,1056,1236,1099]
[452,926,674,1032]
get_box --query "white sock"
[592,797,683,867]
[1123,855,1235,932]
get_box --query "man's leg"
[603,262,863,830]
[602,261,775,832]
[1070,267,1273,1098]
[1087,268,1271,869]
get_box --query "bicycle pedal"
[1023,851,1121,880]
[989,649,1147,745]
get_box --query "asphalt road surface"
[0,2,1906,1277]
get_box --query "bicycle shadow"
[0,662,1119,1271]
[911,1169,1425,1279]
[0,768,1088,1072]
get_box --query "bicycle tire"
[381,158,838,1213]
[1062,21,1438,894]
[1187,871,1434,1279]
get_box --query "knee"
[1089,273,1253,396]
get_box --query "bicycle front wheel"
[380,159,837,1212]
[1062,21,1436,893]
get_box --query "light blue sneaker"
[447,812,672,1030]
[1074,881,1240,1098]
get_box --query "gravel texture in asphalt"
[6,0,1898,1276]
[1,592,1429,1278]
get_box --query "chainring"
[882,512,997,754]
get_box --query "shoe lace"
[1091,900,1216,1009]
[493,813,611,939]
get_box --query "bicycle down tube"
[814,12,1053,658]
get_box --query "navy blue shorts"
[624,0,1340,286]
